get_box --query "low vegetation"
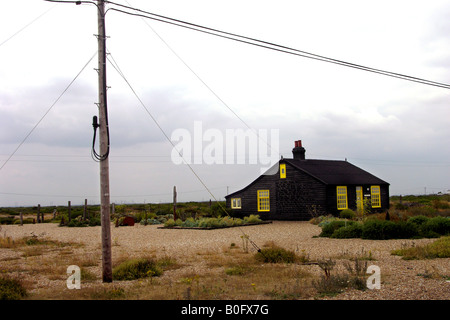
[317,215,449,239]
[112,258,163,281]
[163,214,265,229]
[313,258,369,297]
[0,195,449,300]
[254,246,298,264]
[0,201,234,228]
[391,236,450,260]
[314,194,450,240]
[0,276,27,300]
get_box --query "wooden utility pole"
[97,0,112,283]
[173,186,177,220]
[83,198,88,221]
[37,204,41,223]
[68,201,71,222]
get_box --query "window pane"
[336,186,348,210]
[231,198,241,209]
[371,186,381,208]
[280,164,286,179]
[258,190,270,211]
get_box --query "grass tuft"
[112,258,163,281]
[255,246,297,264]
[391,236,450,260]
[0,276,27,300]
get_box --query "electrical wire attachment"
[91,115,109,162]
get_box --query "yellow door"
[356,186,363,213]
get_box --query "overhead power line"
[0,4,57,48]
[43,0,450,89]
[0,51,97,172]
[103,0,450,90]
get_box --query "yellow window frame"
[280,163,286,179]
[336,186,348,210]
[371,186,381,208]
[257,190,270,212]
[231,198,241,209]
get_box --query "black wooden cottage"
[225,140,390,220]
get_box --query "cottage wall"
[226,174,277,219]
[326,184,390,216]
[274,162,327,220]
[227,162,327,220]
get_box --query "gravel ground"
[1,221,449,299]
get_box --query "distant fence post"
[68,201,71,223]
[20,212,23,226]
[173,186,177,220]
[84,199,88,221]
[37,204,41,223]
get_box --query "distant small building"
[225,140,390,220]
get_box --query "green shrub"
[386,221,419,239]
[331,223,363,238]
[182,217,198,228]
[209,202,230,217]
[0,276,27,300]
[164,219,178,228]
[0,217,15,225]
[361,220,390,240]
[420,216,450,238]
[67,220,88,228]
[432,199,450,209]
[198,217,223,228]
[244,215,262,224]
[163,215,262,229]
[407,215,429,226]
[361,220,419,240]
[409,206,437,217]
[112,258,162,281]
[220,216,234,227]
[339,209,356,220]
[140,218,162,225]
[88,217,101,226]
[320,220,356,237]
[255,246,297,263]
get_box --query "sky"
[1,0,450,207]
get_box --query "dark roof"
[283,159,389,185]
[226,158,389,198]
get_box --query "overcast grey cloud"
[1,0,450,206]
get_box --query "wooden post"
[84,199,88,221]
[37,204,41,223]
[173,186,177,221]
[144,202,148,226]
[20,212,23,226]
[68,201,71,223]
[97,0,112,283]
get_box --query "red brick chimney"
[292,140,306,160]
